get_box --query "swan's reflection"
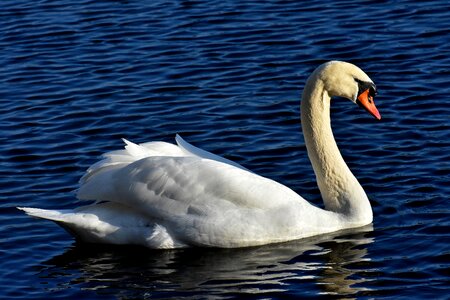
[38,225,374,298]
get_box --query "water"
[1,0,449,298]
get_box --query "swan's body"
[19,61,381,249]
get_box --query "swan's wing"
[77,155,309,247]
[80,135,247,184]
[78,156,300,211]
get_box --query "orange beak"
[357,89,381,120]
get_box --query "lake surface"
[1,0,449,299]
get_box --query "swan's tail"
[17,206,101,243]
[17,206,81,239]
[17,207,67,222]
[17,205,187,249]
[17,205,133,245]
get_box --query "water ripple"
[1,0,449,299]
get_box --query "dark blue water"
[1,0,449,299]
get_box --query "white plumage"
[19,61,380,248]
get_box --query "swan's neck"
[300,78,372,224]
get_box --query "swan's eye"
[355,79,377,99]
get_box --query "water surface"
[1,0,449,299]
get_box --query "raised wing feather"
[175,134,249,171]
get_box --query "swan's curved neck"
[300,76,372,224]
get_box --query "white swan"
[19,61,381,249]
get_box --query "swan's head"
[315,61,381,120]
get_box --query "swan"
[18,61,381,249]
